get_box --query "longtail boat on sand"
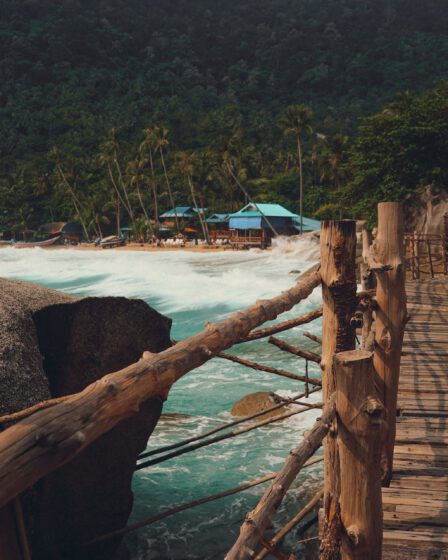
[12,236,61,249]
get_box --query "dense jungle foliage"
[1,0,447,236]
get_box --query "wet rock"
[231,391,289,419]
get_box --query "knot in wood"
[363,396,384,418]
[346,524,361,546]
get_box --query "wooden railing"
[0,202,437,559]
[404,232,447,278]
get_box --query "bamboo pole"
[334,350,385,560]
[240,308,323,343]
[254,487,323,560]
[225,398,335,560]
[319,220,357,553]
[268,336,321,364]
[371,202,406,486]
[138,387,321,459]
[217,352,322,387]
[136,403,322,470]
[0,265,321,509]
[85,456,323,547]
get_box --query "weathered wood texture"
[335,350,385,560]
[371,202,407,485]
[382,278,448,559]
[320,220,357,543]
[0,265,321,510]
[225,399,335,560]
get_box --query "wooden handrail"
[0,264,321,509]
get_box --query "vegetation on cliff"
[1,0,447,234]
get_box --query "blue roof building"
[206,213,230,224]
[228,203,319,233]
[160,206,207,219]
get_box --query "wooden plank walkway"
[383,278,448,559]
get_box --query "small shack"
[160,206,207,229]
[228,203,319,244]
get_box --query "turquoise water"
[0,239,323,559]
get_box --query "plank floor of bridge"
[383,278,448,560]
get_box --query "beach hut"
[159,206,207,231]
[206,213,230,230]
[228,203,319,246]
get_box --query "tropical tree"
[152,125,179,232]
[279,104,313,233]
[139,127,161,224]
[48,147,90,239]
[177,151,210,243]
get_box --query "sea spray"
[0,236,323,559]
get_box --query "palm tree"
[99,129,135,228]
[139,127,160,225]
[279,104,313,233]
[177,151,210,243]
[127,158,155,237]
[152,125,179,233]
[318,134,349,219]
[49,147,90,239]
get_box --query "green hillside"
[1,0,447,233]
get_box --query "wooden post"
[413,232,420,279]
[426,238,435,278]
[334,350,385,560]
[371,202,406,486]
[320,220,357,554]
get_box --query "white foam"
[0,237,319,314]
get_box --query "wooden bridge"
[0,202,448,559]
[382,277,448,559]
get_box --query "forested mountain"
[1,0,447,235]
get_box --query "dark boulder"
[0,278,172,559]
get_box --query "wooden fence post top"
[334,350,372,366]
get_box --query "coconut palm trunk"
[187,175,209,243]
[55,163,90,240]
[159,147,179,233]
[148,149,159,224]
[297,136,304,234]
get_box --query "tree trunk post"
[371,202,406,486]
[334,350,385,560]
[320,220,357,555]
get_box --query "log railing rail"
[0,201,430,559]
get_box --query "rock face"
[403,187,448,235]
[231,391,288,419]
[0,278,172,559]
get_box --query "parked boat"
[99,235,126,249]
[12,236,61,249]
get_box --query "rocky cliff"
[403,187,448,235]
[0,278,172,559]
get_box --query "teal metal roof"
[160,206,207,218]
[229,203,299,219]
[206,213,229,223]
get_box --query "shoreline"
[0,242,237,254]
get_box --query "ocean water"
[0,237,323,559]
